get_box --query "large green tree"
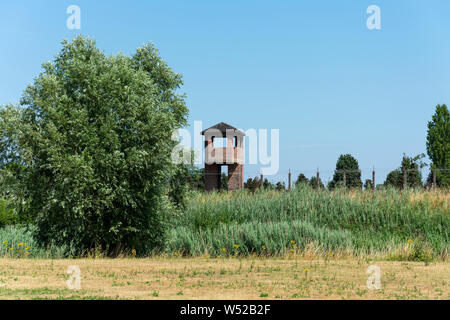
[0,36,188,255]
[426,104,450,187]
[328,154,362,190]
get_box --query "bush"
[0,225,68,258]
[295,173,309,186]
[408,238,434,263]
[0,199,15,228]
[384,154,425,189]
[0,36,188,256]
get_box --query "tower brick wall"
[201,122,245,191]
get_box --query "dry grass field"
[0,257,448,300]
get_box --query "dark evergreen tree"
[328,154,362,190]
[308,176,325,189]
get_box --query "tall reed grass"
[1,186,448,260]
[166,186,449,259]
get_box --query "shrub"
[295,174,309,186]
[0,36,188,256]
[408,238,434,263]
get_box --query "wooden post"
[260,173,263,188]
[343,171,346,189]
[372,168,375,190]
[316,169,320,189]
[403,170,407,190]
[288,169,291,191]
[433,168,437,191]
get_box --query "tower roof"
[201,122,245,136]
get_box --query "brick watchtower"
[201,122,245,191]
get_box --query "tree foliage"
[220,173,228,191]
[275,181,286,191]
[0,36,188,255]
[294,173,309,186]
[308,176,325,189]
[244,177,260,193]
[244,177,276,192]
[168,150,204,209]
[384,154,425,189]
[364,179,373,190]
[328,154,362,190]
[426,104,450,187]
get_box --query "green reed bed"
[167,186,449,258]
[1,186,448,260]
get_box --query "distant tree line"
[243,104,449,191]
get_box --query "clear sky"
[1,0,449,185]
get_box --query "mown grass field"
[0,257,448,300]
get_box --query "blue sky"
[1,0,449,185]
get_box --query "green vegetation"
[0,35,188,256]
[294,173,309,186]
[2,186,448,260]
[426,104,450,187]
[166,186,449,259]
[0,226,68,258]
[0,199,15,228]
[0,36,448,263]
[308,176,324,189]
[328,154,362,190]
[384,154,426,189]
